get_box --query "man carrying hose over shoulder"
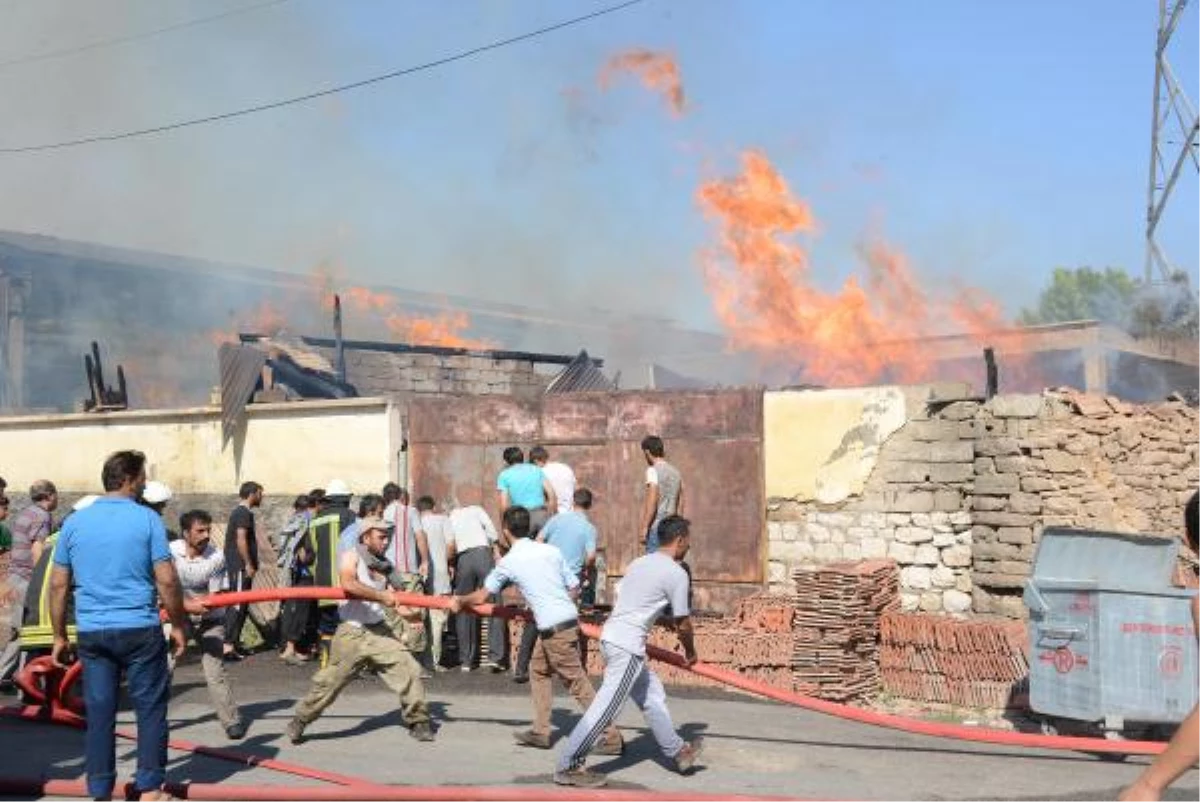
[553,514,703,789]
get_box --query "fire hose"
[1,585,1168,800]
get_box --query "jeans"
[0,575,29,684]
[223,569,252,649]
[77,625,171,799]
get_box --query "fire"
[385,310,492,350]
[696,150,1017,386]
[207,300,289,347]
[599,49,686,117]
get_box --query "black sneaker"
[410,722,436,742]
[512,672,529,684]
[224,721,247,740]
[0,680,17,696]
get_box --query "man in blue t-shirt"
[496,446,557,536]
[51,450,187,802]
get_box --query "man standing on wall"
[51,450,188,802]
[640,436,683,553]
[223,481,263,661]
[0,479,58,691]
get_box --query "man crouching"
[286,516,435,743]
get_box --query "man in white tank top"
[286,517,435,744]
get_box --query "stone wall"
[767,387,977,614]
[766,387,1199,619]
[323,349,550,400]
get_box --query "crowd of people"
[0,435,696,796]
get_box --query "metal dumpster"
[1023,527,1198,737]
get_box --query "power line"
[0,0,294,71]
[0,0,646,155]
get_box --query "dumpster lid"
[1031,527,1180,591]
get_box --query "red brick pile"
[790,560,899,702]
[879,612,1029,709]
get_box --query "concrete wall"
[0,397,402,495]
[764,385,1199,618]
[324,349,551,400]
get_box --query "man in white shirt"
[416,496,453,671]
[382,484,430,579]
[287,517,434,744]
[447,503,507,671]
[451,506,621,755]
[530,446,576,515]
[170,509,244,739]
[554,515,703,789]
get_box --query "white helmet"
[72,494,100,512]
[142,481,173,505]
[324,479,352,498]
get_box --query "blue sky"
[0,0,1195,333]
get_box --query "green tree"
[1018,267,1138,327]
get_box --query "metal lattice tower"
[1144,0,1199,283]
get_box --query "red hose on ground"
[0,704,385,788]
[200,587,1167,756]
[0,776,790,801]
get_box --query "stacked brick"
[790,560,899,702]
[879,611,1029,708]
[323,349,550,399]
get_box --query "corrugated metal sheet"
[545,350,614,394]
[218,343,267,445]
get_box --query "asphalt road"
[1,651,1196,801]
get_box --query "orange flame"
[384,311,492,349]
[600,49,686,117]
[696,150,1023,386]
[207,301,289,347]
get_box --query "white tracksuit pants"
[557,640,684,772]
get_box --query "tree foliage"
[1018,267,1138,327]
[1019,266,1198,338]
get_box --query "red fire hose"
[194,586,1166,756]
[3,583,1169,801]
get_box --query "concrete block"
[1021,476,1057,492]
[941,544,972,567]
[997,527,1034,545]
[889,442,932,462]
[972,495,1007,511]
[906,420,964,442]
[930,441,974,463]
[1008,493,1043,514]
[930,463,973,483]
[943,589,972,614]
[974,474,1020,495]
[914,544,939,565]
[1042,452,1082,473]
[986,394,1045,418]
[877,461,932,483]
[939,400,981,421]
[893,491,935,512]
[972,510,1037,527]
[900,565,932,590]
[976,437,1021,456]
[994,455,1031,474]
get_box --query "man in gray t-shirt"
[639,435,683,553]
[554,515,704,789]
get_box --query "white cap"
[142,481,173,505]
[73,494,100,512]
[324,479,352,498]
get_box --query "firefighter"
[17,496,99,664]
[301,480,357,666]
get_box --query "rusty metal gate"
[406,389,765,612]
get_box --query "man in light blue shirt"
[541,488,598,578]
[451,506,621,755]
[496,446,557,536]
[51,450,187,801]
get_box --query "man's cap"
[73,494,100,512]
[324,479,353,497]
[142,481,173,505]
[358,516,388,534]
